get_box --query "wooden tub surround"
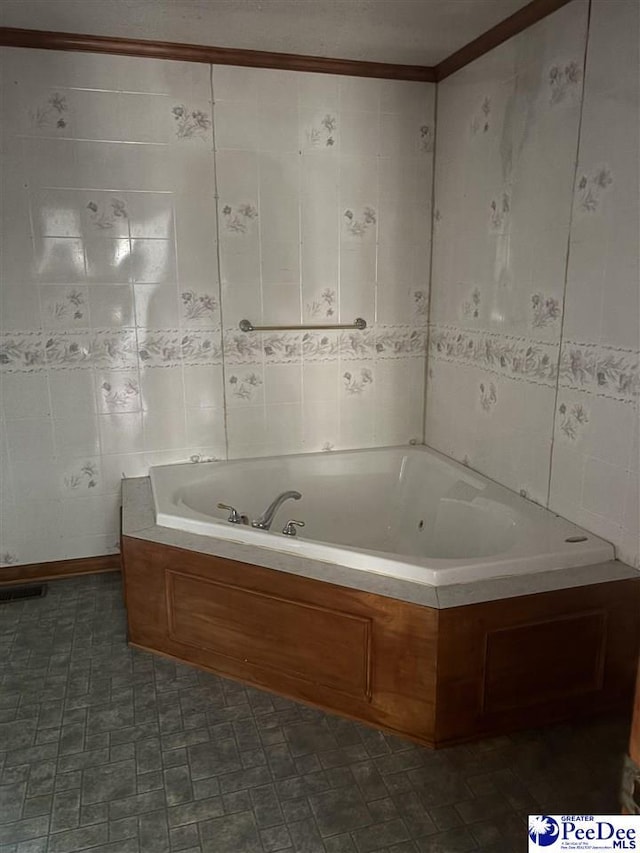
[121,534,640,748]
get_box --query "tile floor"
[0,572,631,853]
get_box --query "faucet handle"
[282,519,305,536]
[217,503,247,524]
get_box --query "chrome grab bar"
[239,318,366,332]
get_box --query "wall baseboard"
[0,555,121,586]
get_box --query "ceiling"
[0,0,531,66]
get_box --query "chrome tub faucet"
[217,503,249,524]
[251,490,302,530]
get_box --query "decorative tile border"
[428,324,559,386]
[138,329,223,367]
[375,327,428,359]
[223,325,428,364]
[223,331,264,363]
[181,330,223,365]
[1,328,223,371]
[137,329,183,367]
[559,341,639,404]
[429,327,640,403]
[0,331,45,371]
[6,325,634,407]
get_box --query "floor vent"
[0,584,47,603]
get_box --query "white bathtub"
[149,445,614,586]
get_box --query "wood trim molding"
[0,27,435,81]
[0,554,121,585]
[435,0,576,81]
[0,0,575,83]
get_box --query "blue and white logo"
[529,816,560,847]
[528,815,639,851]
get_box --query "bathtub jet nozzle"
[251,490,302,531]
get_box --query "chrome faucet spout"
[251,490,302,531]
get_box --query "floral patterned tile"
[221,203,258,235]
[181,330,223,365]
[531,293,562,329]
[138,329,223,367]
[300,330,341,362]
[60,458,101,493]
[304,288,337,321]
[263,333,302,363]
[303,113,338,149]
[97,372,141,413]
[0,332,46,372]
[91,330,139,369]
[559,342,639,404]
[479,381,498,413]
[462,287,481,320]
[44,331,93,368]
[419,124,434,153]
[223,331,264,364]
[40,286,88,328]
[38,330,139,370]
[86,197,129,234]
[412,290,429,321]
[342,366,374,396]
[471,96,491,136]
[557,400,590,441]
[226,367,264,405]
[342,206,377,241]
[489,191,510,233]
[548,60,583,106]
[575,166,613,214]
[374,327,428,359]
[221,325,428,366]
[31,91,70,132]
[429,324,559,387]
[180,290,219,326]
[0,550,20,567]
[171,103,211,140]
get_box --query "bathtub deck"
[123,476,639,609]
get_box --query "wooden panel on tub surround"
[435,580,640,745]
[165,569,373,701]
[121,536,439,745]
[482,611,607,712]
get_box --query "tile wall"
[0,48,434,566]
[426,0,639,566]
[548,0,639,566]
[214,68,434,459]
[2,0,637,570]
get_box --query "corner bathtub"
[149,445,614,586]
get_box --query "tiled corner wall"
[1,0,637,571]
[548,0,639,566]
[0,48,434,566]
[426,0,639,566]
[214,68,434,459]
